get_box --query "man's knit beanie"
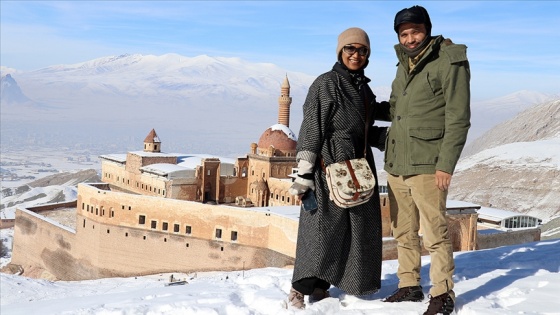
[394,5,432,36]
[336,27,370,58]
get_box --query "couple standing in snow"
[287,5,471,315]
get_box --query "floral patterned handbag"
[324,158,375,208]
[323,94,376,208]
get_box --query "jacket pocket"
[408,127,444,165]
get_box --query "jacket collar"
[332,62,371,88]
[330,62,372,126]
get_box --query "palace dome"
[257,124,297,151]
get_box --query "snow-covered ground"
[1,147,100,188]
[1,227,559,315]
[454,138,560,172]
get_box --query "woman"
[287,27,390,309]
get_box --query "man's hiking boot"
[287,287,305,309]
[383,285,424,302]
[423,292,455,315]
[309,288,330,303]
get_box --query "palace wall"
[11,210,82,280]
[77,183,298,257]
[267,177,297,206]
[477,228,541,250]
[125,153,176,173]
[381,213,479,261]
[10,183,297,280]
[220,176,249,204]
[102,160,168,198]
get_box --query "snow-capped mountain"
[0,53,555,157]
[9,53,316,107]
[1,54,320,156]
[0,74,35,106]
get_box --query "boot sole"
[385,295,425,303]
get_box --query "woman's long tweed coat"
[292,62,389,296]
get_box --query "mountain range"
[2,53,555,156]
[1,54,319,157]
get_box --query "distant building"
[477,207,542,230]
[99,76,298,207]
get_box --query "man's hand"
[435,170,452,191]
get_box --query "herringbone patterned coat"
[292,62,390,295]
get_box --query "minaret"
[278,75,292,127]
[143,128,161,153]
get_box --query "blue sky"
[1,1,558,100]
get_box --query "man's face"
[398,22,427,49]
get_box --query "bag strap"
[345,160,362,201]
[362,91,371,158]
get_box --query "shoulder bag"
[324,94,376,208]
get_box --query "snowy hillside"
[22,54,316,106]
[468,91,557,142]
[463,99,560,156]
[1,169,100,220]
[0,185,77,219]
[450,139,560,219]
[450,99,560,220]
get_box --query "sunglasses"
[343,45,369,56]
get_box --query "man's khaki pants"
[387,173,455,297]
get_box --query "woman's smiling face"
[341,43,368,71]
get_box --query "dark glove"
[368,126,388,151]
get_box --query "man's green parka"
[384,35,471,176]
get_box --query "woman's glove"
[288,160,315,195]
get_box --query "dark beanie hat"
[394,5,432,35]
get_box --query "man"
[383,5,471,315]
